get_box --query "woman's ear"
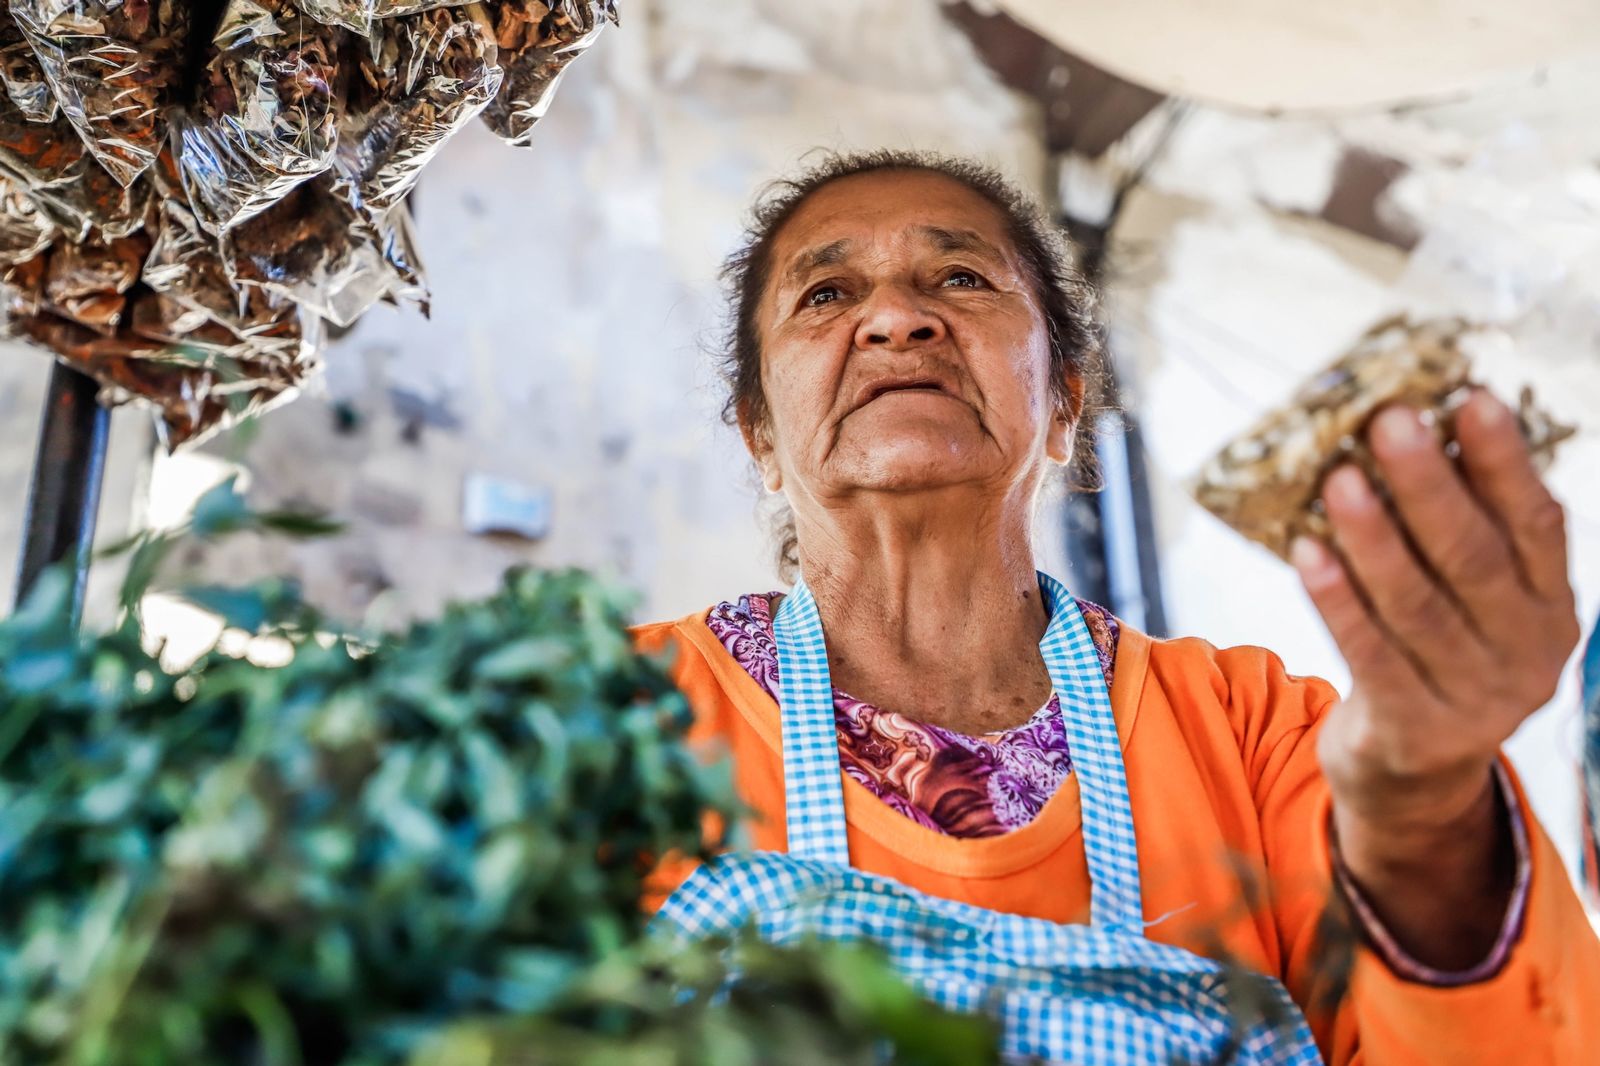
[738,400,783,492]
[1045,373,1087,466]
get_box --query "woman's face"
[746,169,1075,518]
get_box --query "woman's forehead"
[770,170,1016,265]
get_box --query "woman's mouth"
[858,378,955,409]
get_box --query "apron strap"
[774,573,1146,933]
[774,582,852,865]
[1582,618,1600,709]
[1036,572,1145,932]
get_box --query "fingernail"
[1375,406,1426,448]
[1472,391,1510,427]
[1291,536,1333,576]
[1324,465,1369,509]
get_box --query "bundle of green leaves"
[0,482,996,1065]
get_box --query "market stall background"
[2,0,1598,901]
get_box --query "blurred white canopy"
[992,0,1600,112]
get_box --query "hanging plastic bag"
[2,238,44,312]
[0,99,148,239]
[0,177,53,264]
[176,0,346,233]
[336,2,500,212]
[223,173,428,327]
[38,228,148,334]
[0,228,146,333]
[480,0,614,147]
[296,0,470,35]
[128,288,319,391]
[0,1,56,120]
[8,0,188,186]
[142,197,304,363]
[8,294,314,450]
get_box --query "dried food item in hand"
[0,1,55,120]
[224,175,428,327]
[296,0,469,34]
[0,177,53,264]
[177,0,345,232]
[1191,317,1577,560]
[9,0,188,186]
[337,2,500,212]
[480,0,614,146]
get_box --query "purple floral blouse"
[705,591,1117,837]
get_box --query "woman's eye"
[942,270,982,288]
[804,285,842,307]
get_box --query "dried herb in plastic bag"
[0,228,146,333]
[39,229,148,334]
[0,0,54,120]
[8,304,305,448]
[127,286,319,393]
[337,2,500,211]
[9,0,188,186]
[224,173,428,327]
[480,0,614,146]
[1,239,44,311]
[142,197,305,362]
[0,99,148,239]
[176,0,346,233]
[1192,317,1577,560]
[297,0,469,34]
[0,177,52,264]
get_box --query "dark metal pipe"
[14,362,111,626]
[1060,216,1169,637]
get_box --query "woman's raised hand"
[1295,390,1579,822]
[1292,389,1579,967]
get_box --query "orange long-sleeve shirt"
[634,611,1600,1064]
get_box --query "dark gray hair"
[717,150,1110,580]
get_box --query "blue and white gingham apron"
[657,572,1324,1064]
[1581,616,1599,894]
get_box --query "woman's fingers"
[1318,465,1489,700]
[1367,406,1522,634]
[1454,390,1574,603]
[1291,531,1438,708]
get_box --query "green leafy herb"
[0,483,996,1065]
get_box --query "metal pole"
[15,361,111,626]
[1060,218,1169,637]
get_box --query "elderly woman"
[636,152,1600,1064]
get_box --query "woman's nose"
[854,287,947,350]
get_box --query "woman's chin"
[830,429,999,493]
